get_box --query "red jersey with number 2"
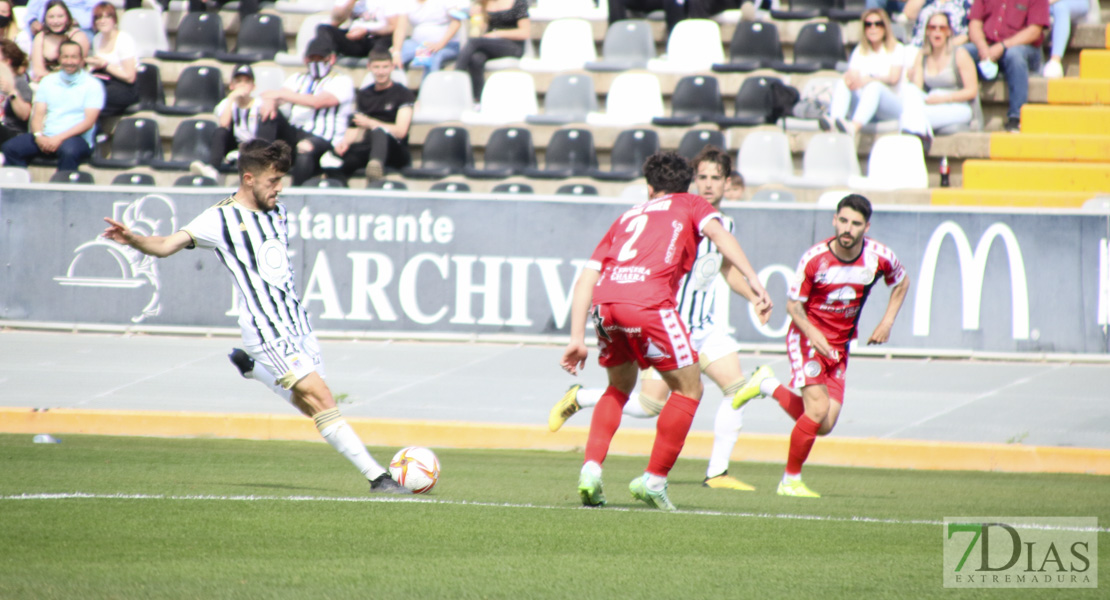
[789,236,906,347]
[588,193,722,309]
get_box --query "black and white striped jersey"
[280,72,355,147]
[182,197,311,346]
[673,214,735,332]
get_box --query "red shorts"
[785,324,849,402]
[593,303,697,372]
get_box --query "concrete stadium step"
[1020,105,1110,135]
[1046,77,1110,103]
[989,133,1110,162]
[962,159,1110,192]
[930,189,1100,209]
[1080,49,1110,79]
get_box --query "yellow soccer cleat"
[702,472,756,491]
[776,478,821,498]
[549,384,582,432]
[732,365,775,410]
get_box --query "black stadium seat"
[401,126,473,179]
[155,12,225,61]
[154,65,224,116]
[367,180,408,190]
[50,170,95,184]
[589,129,660,181]
[90,118,162,168]
[174,174,218,187]
[463,127,536,179]
[652,75,723,127]
[150,119,220,171]
[771,22,846,73]
[521,128,596,179]
[771,0,834,20]
[429,181,470,192]
[676,129,728,161]
[712,76,782,128]
[491,183,533,194]
[216,13,287,63]
[112,172,156,185]
[713,21,784,73]
[555,184,599,196]
[302,176,348,188]
[129,63,165,112]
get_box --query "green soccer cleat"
[732,365,775,410]
[776,478,821,498]
[629,474,677,511]
[549,384,582,432]
[578,469,606,507]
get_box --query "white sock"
[622,398,654,419]
[759,376,781,397]
[576,387,603,409]
[316,412,386,480]
[645,473,667,492]
[249,362,293,403]
[783,472,801,483]
[707,397,743,478]
[581,461,602,477]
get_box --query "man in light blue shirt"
[1,40,104,172]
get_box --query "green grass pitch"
[1,434,1106,599]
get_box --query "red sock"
[774,385,805,421]
[785,415,821,476]
[646,392,699,477]
[583,386,630,465]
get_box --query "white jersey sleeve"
[181,203,228,251]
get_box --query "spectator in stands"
[190,64,276,180]
[188,0,259,19]
[820,9,908,136]
[964,0,1048,132]
[2,39,103,171]
[902,12,979,136]
[608,0,685,36]
[24,0,94,41]
[334,51,413,182]
[723,171,745,201]
[904,0,972,48]
[390,0,467,80]
[318,0,395,60]
[865,0,906,19]
[0,0,27,52]
[86,2,137,119]
[259,35,355,185]
[0,39,33,147]
[454,0,529,103]
[1042,0,1089,78]
[29,0,90,82]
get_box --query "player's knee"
[637,392,666,417]
[720,376,746,398]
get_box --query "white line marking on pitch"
[4,492,1108,534]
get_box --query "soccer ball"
[389,447,440,494]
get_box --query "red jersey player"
[560,151,771,511]
[733,194,910,498]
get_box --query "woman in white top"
[85,2,138,118]
[821,8,904,135]
[901,12,979,136]
[390,0,466,80]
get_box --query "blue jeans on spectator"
[962,43,1043,120]
[1,133,92,171]
[865,0,906,15]
[830,80,904,126]
[401,39,460,80]
[1049,0,1089,58]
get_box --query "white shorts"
[641,324,740,381]
[246,332,325,390]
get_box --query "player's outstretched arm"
[702,219,770,308]
[723,265,772,325]
[868,275,910,345]
[560,268,600,376]
[102,217,192,258]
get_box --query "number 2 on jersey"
[616,215,648,262]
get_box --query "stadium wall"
[2,185,1108,355]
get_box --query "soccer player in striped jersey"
[101,139,409,494]
[732,194,910,498]
[549,147,772,492]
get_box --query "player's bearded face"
[250,167,284,211]
[834,208,869,249]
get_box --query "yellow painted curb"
[962,159,1110,192]
[989,133,1110,162]
[930,189,1095,208]
[1079,49,1110,79]
[1020,105,1110,135]
[3,408,1108,476]
[1047,78,1110,104]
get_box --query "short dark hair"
[57,39,83,59]
[367,51,392,64]
[690,146,732,177]
[238,139,292,178]
[642,151,693,194]
[837,194,873,222]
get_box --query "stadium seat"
[155,12,224,61]
[251,65,287,96]
[149,119,220,171]
[771,0,834,20]
[521,128,597,179]
[120,9,170,58]
[526,74,597,125]
[111,172,156,186]
[555,183,599,196]
[848,134,928,190]
[129,63,165,112]
[587,72,664,126]
[485,40,536,73]
[737,130,793,186]
[411,71,473,124]
[461,71,538,125]
[585,20,655,72]
[827,0,866,21]
[653,75,724,127]
[647,19,726,73]
[275,13,330,66]
[784,132,860,188]
[154,65,224,115]
[751,188,798,202]
[90,118,162,168]
[216,13,287,63]
[589,128,660,181]
[713,21,783,73]
[771,22,846,73]
[463,127,536,179]
[50,170,95,184]
[302,176,348,188]
[429,181,470,192]
[712,76,782,128]
[520,18,597,72]
[174,174,219,187]
[367,180,408,190]
[401,126,472,179]
[0,166,31,185]
[491,183,534,194]
[676,129,728,161]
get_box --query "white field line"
[3,492,1108,534]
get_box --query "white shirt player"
[674,214,736,336]
[181,197,312,347]
[281,72,355,148]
